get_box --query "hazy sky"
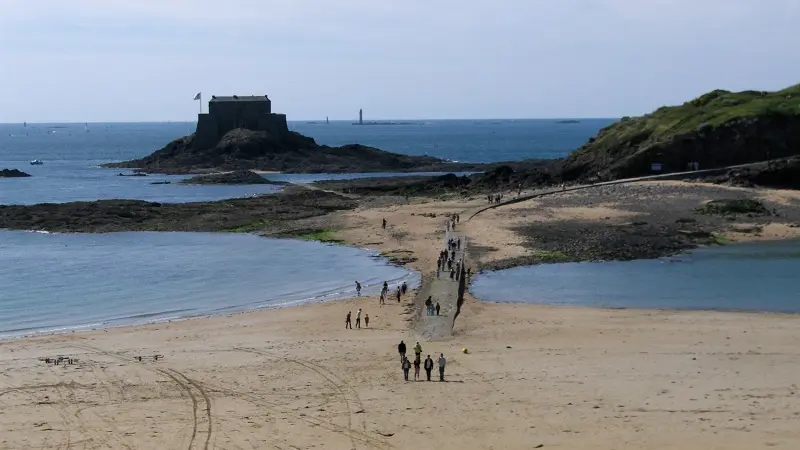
[1,0,798,122]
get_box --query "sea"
[0,231,418,337]
[7,117,795,336]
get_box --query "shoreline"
[4,233,798,345]
[0,231,421,342]
[3,180,800,448]
[4,178,800,340]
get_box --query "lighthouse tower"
[359,109,363,125]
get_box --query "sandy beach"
[2,182,800,449]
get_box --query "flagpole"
[199,93,202,114]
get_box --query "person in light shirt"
[437,353,447,381]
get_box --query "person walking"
[355,308,362,328]
[437,353,447,381]
[382,218,387,229]
[364,313,369,327]
[355,281,361,296]
[345,311,352,329]
[413,341,422,361]
[435,302,441,316]
[396,287,401,303]
[398,340,406,362]
[402,357,411,381]
[424,355,434,381]
[413,356,421,381]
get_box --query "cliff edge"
[562,84,800,181]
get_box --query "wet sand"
[2,182,800,449]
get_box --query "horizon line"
[0,117,620,125]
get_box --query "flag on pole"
[193,92,201,100]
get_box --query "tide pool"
[471,241,800,313]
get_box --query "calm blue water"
[471,241,800,314]
[0,120,612,205]
[0,230,418,337]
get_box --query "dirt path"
[466,159,787,220]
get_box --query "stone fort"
[194,95,290,149]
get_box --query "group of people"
[398,340,447,382]
[437,242,468,281]
[347,279,411,329]
[445,215,459,232]
[487,193,505,204]
[345,308,368,329]
[378,280,407,305]
[356,279,408,304]
[424,296,441,316]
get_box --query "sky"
[0,0,798,122]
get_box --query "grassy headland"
[563,83,800,181]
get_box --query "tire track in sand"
[0,373,72,450]
[234,347,384,450]
[158,368,214,450]
[70,340,215,450]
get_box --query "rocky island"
[179,170,285,185]
[103,95,484,174]
[0,169,31,178]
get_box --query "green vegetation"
[563,83,800,180]
[292,228,344,244]
[709,234,731,246]
[697,199,770,216]
[592,85,800,151]
[224,219,272,233]
[531,249,570,262]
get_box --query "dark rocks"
[476,182,800,270]
[312,160,563,198]
[102,127,474,175]
[118,172,147,177]
[700,156,800,189]
[697,199,770,216]
[0,190,356,233]
[180,170,283,185]
[0,169,31,178]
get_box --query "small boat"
[30,159,43,165]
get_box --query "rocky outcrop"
[699,156,800,189]
[0,190,355,233]
[103,127,463,174]
[311,160,563,197]
[562,84,800,182]
[180,170,284,185]
[0,169,31,178]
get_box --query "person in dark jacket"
[402,357,411,381]
[424,355,434,381]
[398,340,406,362]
